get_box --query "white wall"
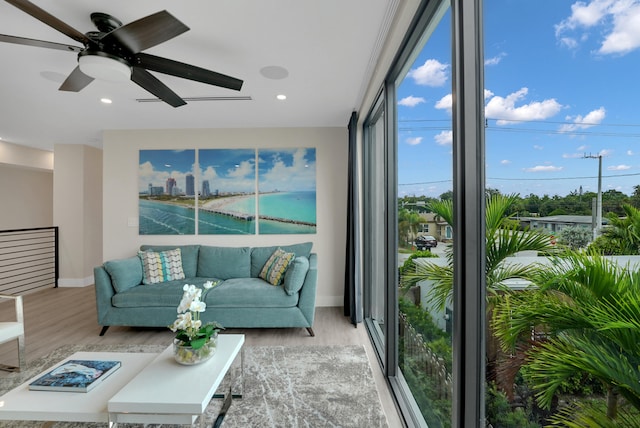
[103,127,348,306]
[0,164,53,230]
[0,140,54,229]
[53,144,103,286]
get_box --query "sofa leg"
[306,327,315,337]
[99,326,110,336]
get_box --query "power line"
[398,171,640,186]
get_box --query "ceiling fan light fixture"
[78,51,131,83]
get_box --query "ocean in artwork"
[140,191,316,235]
[259,191,316,234]
[139,199,195,235]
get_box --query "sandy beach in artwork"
[200,194,255,220]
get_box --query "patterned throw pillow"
[138,248,185,285]
[259,248,295,286]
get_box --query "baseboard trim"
[57,275,94,287]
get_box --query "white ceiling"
[0,0,396,151]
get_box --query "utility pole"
[584,153,603,240]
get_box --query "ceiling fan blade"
[135,53,243,91]
[59,66,94,92]
[101,10,188,54]
[131,66,186,107]
[0,34,82,52]
[5,0,90,45]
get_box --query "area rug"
[0,343,389,428]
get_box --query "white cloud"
[485,53,506,66]
[435,94,452,113]
[628,150,635,155]
[556,0,640,55]
[406,137,423,145]
[434,130,453,146]
[407,59,449,86]
[578,145,589,151]
[523,165,564,172]
[563,152,584,158]
[534,145,544,150]
[484,89,494,99]
[398,96,426,107]
[608,164,631,170]
[559,107,606,132]
[500,159,511,165]
[599,149,613,156]
[485,87,563,124]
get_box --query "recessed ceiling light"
[101,98,113,104]
[276,94,287,100]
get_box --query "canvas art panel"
[198,149,257,235]
[138,149,196,235]
[258,148,317,234]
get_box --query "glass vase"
[172,333,218,365]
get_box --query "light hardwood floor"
[0,286,403,427]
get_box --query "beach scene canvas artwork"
[258,148,316,234]
[138,149,196,235]
[198,149,256,235]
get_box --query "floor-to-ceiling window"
[364,0,640,426]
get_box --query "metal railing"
[0,227,58,295]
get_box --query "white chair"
[0,294,26,372]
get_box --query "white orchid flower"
[190,300,206,312]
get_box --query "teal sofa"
[94,243,317,336]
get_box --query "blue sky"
[258,148,316,192]
[138,148,316,194]
[139,149,195,193]
[398,0,640,198]
[199,149,256,193]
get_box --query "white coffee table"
[0,334,245,427]
[109,334,244,427]
[0,351,156,423]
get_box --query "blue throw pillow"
[104,256,143,293]
[283,256,310,295]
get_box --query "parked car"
[415,235,437,250]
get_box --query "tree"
[557,226,591,250]
[402,193,553,311]
[595,203,640,255]
[398,208,422,247]
[492,251,640,424]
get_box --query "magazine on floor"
[29,360,121,392]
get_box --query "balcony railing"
[0,227,58,295]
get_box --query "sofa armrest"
[93,266,115,325]
[297,253,318,326]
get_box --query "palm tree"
[492,251,640,424]
[400,193,554,398]
[600,203,640,255]
[401,193,553,310]
[398,208,423,247]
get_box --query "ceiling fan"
[0,0,244,107]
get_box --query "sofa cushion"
[259,248,295,285]
[283,256,309,295]
[104,256,143,293]
[204,278,298,308]
[140,245,200,278]
[250,242,313,277]
[198,246,251,279]
[138,249,185,284]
